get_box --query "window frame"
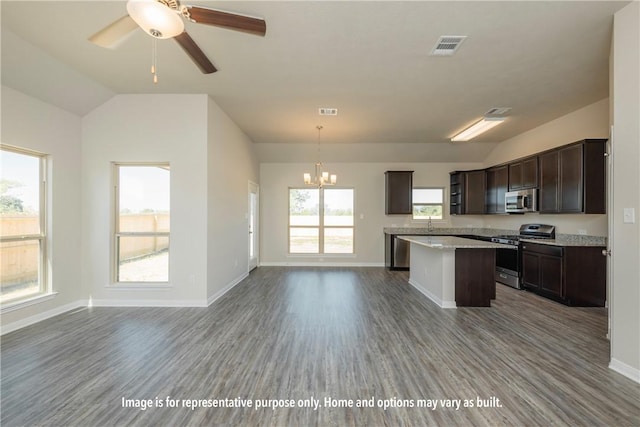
[0,145,48,306]
[288,187,355,255]
[412,186,446,221]
[113,162,171,284]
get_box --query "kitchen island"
[398,236,516,308]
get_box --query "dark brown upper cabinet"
[385,171,413,215]
[450,170,485,215]
[450,138,606,216]
[450,172,463,215]
[539,139,606,214]
[464,170,486,214]
[508,156,538,190]
[485,165,508,214]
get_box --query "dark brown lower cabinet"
[455,248,496,307]
[521,242,606,306]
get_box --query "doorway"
[248,181,259,271]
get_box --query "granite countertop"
[519,236,606,247]
[398,235,517,250]
[384,227,607,247]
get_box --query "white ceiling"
[1,1,628,148]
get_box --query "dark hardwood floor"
[1,267,639,426]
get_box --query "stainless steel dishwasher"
[392,235,410,269]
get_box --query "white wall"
[81,94,209,306]
[611,1,640,381]
[260,161,483,265]
[206,97,259,302]
[1,86,83,328]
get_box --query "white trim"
[104,283,173,290]
[260,261,384,267]
[609,358,640,384]
[287,254,358,259]
[207,272,249,306]
[409,278,457,309]
[1,292,59,314]
[90,298,207,308]
[0,299,86,335]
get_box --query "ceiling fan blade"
[186,6,266,36]
[174,32,217,74]
[89,15,139,49]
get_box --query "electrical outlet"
[578,229,587,235]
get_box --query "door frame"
[248,181,259,271]
[606,127,614,339]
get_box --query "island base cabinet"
[455,248,496,307]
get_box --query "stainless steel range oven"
[491,224,556,289]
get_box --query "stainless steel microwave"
[505,189,538,213]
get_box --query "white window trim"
[112,162,170,285]
[288,187,356,255]
[0,145,49,307]
[411,186,447,222]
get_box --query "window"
[1,146,47,304]
[412,187,445,220]
[115,164,170,282]
[289,188,354,254]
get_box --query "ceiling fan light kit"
[126,0,184,39]
[90,0,267,79]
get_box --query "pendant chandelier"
[303,125,336,188]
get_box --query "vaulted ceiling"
[1,1,628,150]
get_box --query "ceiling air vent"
[430,36,467,56]
[319,108,338,116]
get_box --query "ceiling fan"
[89,0,267,74]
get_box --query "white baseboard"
[609,358,640,383]
[90,299,208,308]
[1,272,253,334]
[259,262,385,267]
[408,279,457,309]
[207,272,248,306]
[1,299,87,335]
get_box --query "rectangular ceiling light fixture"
[451,117,506,142]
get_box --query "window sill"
[106,283,172,290]
[1,292,59,314]
[287,254,357,258]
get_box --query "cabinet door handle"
[602,249,611,256]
